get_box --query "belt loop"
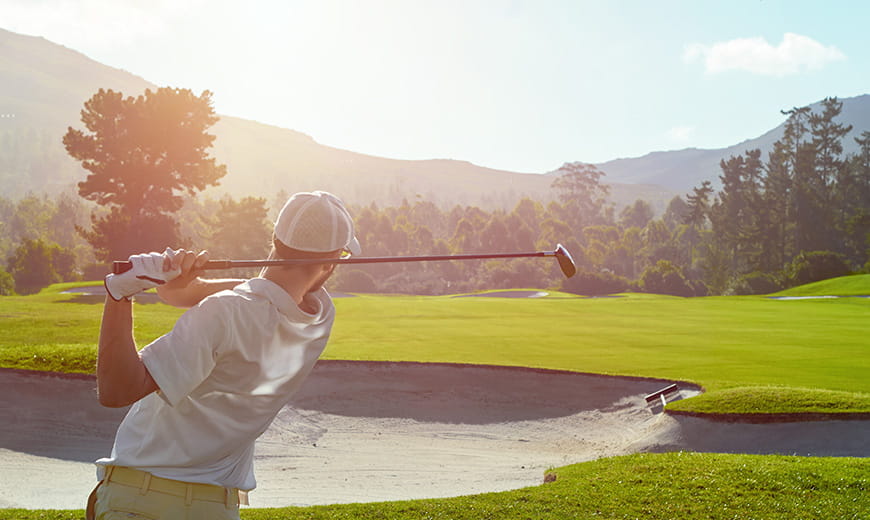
[105,465,115,482]
[139,472,152,495]
[224,488,235,509]
[185,483,194,506]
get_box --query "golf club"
[113,244,577,278]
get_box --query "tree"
[806,97,852,252]
[550,162,612,227]
[480,213,511,251]
[0,267,14,296]
[331,269,377,293]
[683,181,713,230]
[561,268,629,296]
[841,131,870,263]
[760,141,793,270]
[64,87,227,262]
[208,196,271,260]
[640,219,675,265]
[662,195,690,230]
[786,251,852,287]
[6,238,75,294]
[779,107,822,254]
[713,150,765,275]
[619,199,654,229]
[638,260,693,297]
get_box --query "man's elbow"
[98,372,157,408]
[98,390,133,408]
[97,381,140,408]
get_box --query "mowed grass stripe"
[0,279,868,414]
[327,295,869,393]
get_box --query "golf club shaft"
[113,246,576,277]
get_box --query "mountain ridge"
[2,27,866,210]
[595,94,870,190]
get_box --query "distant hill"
[0,29,155,131]
[0,27,674,210]
[0,28,157,196]
[2,27,865,213]
[208,116,677,210]
[595,95,870,191]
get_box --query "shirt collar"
[233,278,325,322]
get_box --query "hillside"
[3,27,865,211]
[597,95,870,190]
[1,27,676,210]
[208,116,677,210]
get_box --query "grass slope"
[774,273,870,297]
[0,282,868,415]
[3,453,867,520]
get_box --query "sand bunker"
[0,362,865,510]
[454,290,552,298]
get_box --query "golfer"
[87,191,360,520]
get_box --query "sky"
[1,0,868,173]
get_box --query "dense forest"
[1,97,867,296]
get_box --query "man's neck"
[263,268,314,309]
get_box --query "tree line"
[0,90,867,296]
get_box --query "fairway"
[0,280,868,415]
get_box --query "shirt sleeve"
[140,296,228,407]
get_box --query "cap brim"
[346,236,362,256]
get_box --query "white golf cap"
[274,191,361,255]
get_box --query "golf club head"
[554,244,577,278]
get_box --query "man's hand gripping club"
[104,248,185,301]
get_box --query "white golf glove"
[104,248,182,301]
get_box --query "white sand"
[0,362,865,510]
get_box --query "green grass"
[0,284,182,373]
[1,281,868,518]
[774,273,870,297]
[0,282,868,415]
[3,453,867,520]
[324,293,870,415]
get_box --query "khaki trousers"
[86,466,245,520]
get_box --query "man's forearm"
[97,297,156,407]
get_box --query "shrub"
[561,269,629,296]
[786,251,852,287]
[332,268,378,293]
[0,269,15,296]
[7,239,60,295]
[638,260,693,296]
[728,271,783,295]
[80,262,112,282]
[688,279,709,296]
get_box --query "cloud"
[683,33,845,76]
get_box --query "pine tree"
[64,88,227,262]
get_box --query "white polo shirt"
[96,278,335,491]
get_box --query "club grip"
[112,259,232,274]
[113,261,133,275]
